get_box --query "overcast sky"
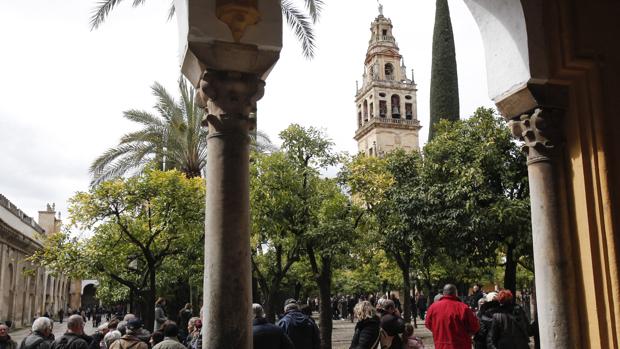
[0,0,493,222]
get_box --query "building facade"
[0,195,80,327]
[354,6,422,156]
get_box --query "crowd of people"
[0,285,534,349]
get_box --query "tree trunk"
[504,243,518,294]
[317,257,333,349]
[264,290,279,323]
[401,264,411,323]
[145,268,157,331]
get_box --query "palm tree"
[89,0,323,59]
[90,78,275,186]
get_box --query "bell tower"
[354,5,421,156]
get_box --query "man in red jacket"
[425,284,480,349]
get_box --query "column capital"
[198,69,264,118]
[509,108,563,165]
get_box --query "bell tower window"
[363,101,369,121]
[405,103,413,120]
[385,63,394,80]
[379,101,387,117]
[370,102,374,118]
[391,95,401,118]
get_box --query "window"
[379,101,387,117]
[382,29,387,36]
[391,95,401,118]
[370,103,374,118]
[405,103,413,120]
[363,100,368,121]
[358,112,362,127]
[385,64,394,80]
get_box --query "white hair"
[97,322,109,332]
[32,317,53,333]
[252,304,264,318]
[103,330,122,349]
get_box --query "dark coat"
[19,332,53,349]
[87,332,103,349]
[276,310,320,349]
[0,336,17,349]
[51,333,89,349]
[349,317,380,349]
[486,304,530,349]
[252,318,294,349]
[380,313,405,349]
[474,301,501,349]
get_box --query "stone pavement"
[330,316,435,349]
[9,320,96,345]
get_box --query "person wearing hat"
[109,319,148,349]
[276,299,320,349]
[486,290,530,349]
[473,292,501,349]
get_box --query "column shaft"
[203,116,251,349]
[199,70,263,349]
[528,160,570,348]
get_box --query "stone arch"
[363,100,368,121]
[461,1,620,347]
[81,283,98,309]
[6,263,14,321]
[384,63,394,80]
[390,94,400,118]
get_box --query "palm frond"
[304,0,324,23]
[281,0,316,59]
[90,143,156,186]
[122,110,164,127]
[132,0,146,6]
[167,1,176,21]
[90,0,125,30]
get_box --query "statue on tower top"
[378,0,383,16]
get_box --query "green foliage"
[32,170,205,311]
[423,107,532,290]
[429,0,460,140]
[90,79,207,185]
[90,78,274,186]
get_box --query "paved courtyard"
[330,317,435,349]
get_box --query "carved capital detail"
[198,69,264,118]
[509,108,563,165]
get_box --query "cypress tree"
[429,0,459,140]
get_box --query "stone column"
[510,107,570,348]
[199,70,264,349]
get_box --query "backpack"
[20,337,45,349]
[53,336,79,349]
[378,328,394,349]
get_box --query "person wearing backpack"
[19,317,54,349]
[486,290,530,349]
[109,320,147,349]
[51,315,89,349]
